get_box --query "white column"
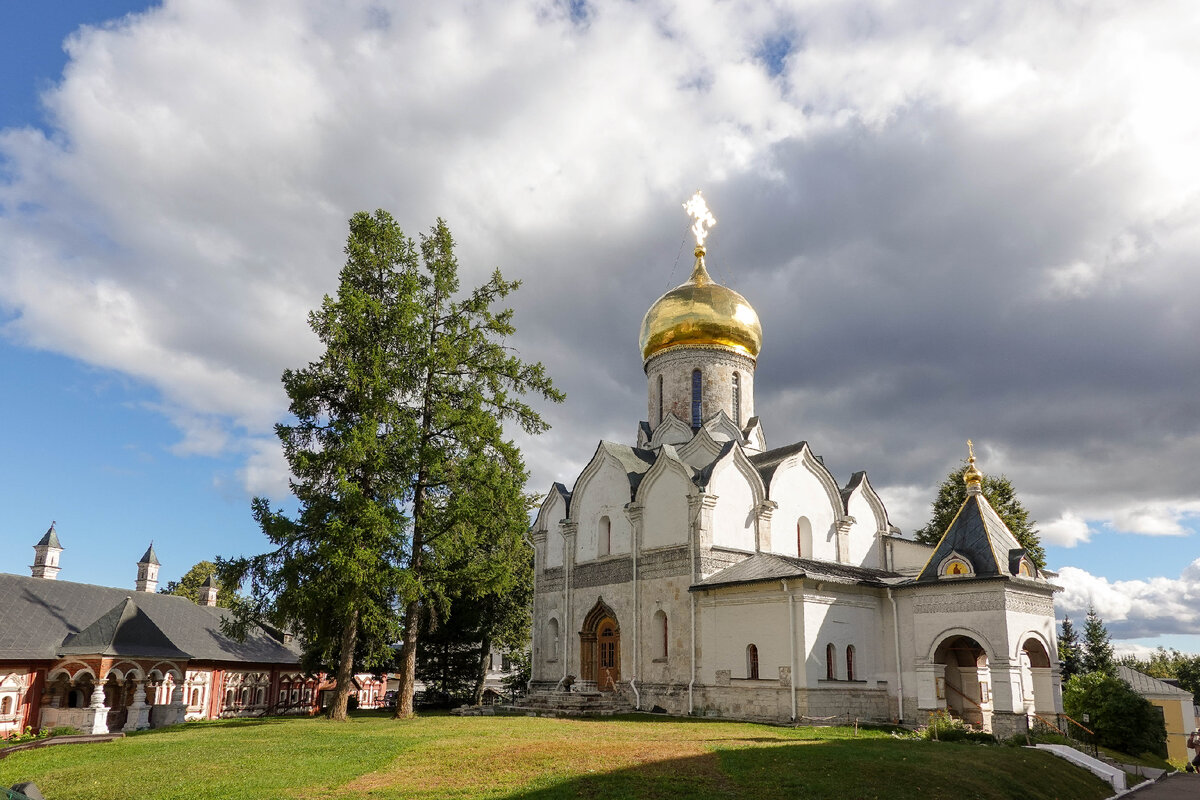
[84,682,110,735]
[170,683,187,725]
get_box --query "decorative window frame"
[938,552,975,578]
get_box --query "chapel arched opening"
[933,635,992,730]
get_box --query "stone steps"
[499,690,635,718]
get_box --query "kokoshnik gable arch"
[527,195,1063,737]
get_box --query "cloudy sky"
[1,0,1197,655]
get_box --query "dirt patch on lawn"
[332,737,732,797]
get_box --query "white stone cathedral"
[529,197,1063,735]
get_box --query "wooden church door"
[597,618,620,690]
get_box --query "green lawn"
[0,712,1116,800]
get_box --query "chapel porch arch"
[1017,634,1058,719]
[580,599,621,691]
[931,633,994,731]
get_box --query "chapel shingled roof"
[0,572,300,664]
[914,491,1027,583]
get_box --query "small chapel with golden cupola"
[527,193,1063,736]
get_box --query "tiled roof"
[0,572,300,665]
[692,552,899,591]
[748,442,809,488]
[1118,665,1195,699]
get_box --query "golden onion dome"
[639,246,763,362]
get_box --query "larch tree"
[914,459,1047,569]
[390,219,560,718]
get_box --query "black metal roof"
[914,492,1026,583]
[691,552,899,591]
[0,572,300,665]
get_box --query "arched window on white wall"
[653,609,668,659]
[747,644,759,679]
[548,618,560,661]
[846,645,856,681]
[796,516,812,558]
[0,696,12,715]
[826,643,837,680]
[598,516,611,557]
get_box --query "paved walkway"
[1129,773,1200,798]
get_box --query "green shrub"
[1063,671,1167,757]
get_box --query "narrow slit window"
[826,643,837,680]
[747,644,759,679]
[732,372,741,425]
[657,374,664,424]
[691,370,703,429]
[846,645,856,681]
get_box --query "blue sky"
[1,0,1198,657]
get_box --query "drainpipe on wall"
[888,588,904,723]
[784,579,797,722]
[629,502,641,709]
[688,592,696,715]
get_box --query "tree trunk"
[473,636,491,706]
[328,606,359,721]
[393,597,421,718]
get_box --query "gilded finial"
[683,191,716,283]
[963,439,983,490]
[683,190,716,249]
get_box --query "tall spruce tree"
[1058,615,1082,680]
[1081,605,1116,675]
[914,459,1046,569]
[220,210,420,720]
[221,211,559,722]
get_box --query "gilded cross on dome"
[967,439,975,460]
[683,191,716,250]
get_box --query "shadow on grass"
[490,739,1116,800]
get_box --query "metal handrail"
[943,682,982,710]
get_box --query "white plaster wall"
[635,575,695,687]
[886,537,934,574]
[800,592,884,686]
[539,492,567,569]
[533,592,565,682]
[768,460,838,560]
[709,461,756,551]
[699,592,791,683]
[545,529,565,569]
[572,458,634,562]
[641,468,692,550]
[845,490,883,569]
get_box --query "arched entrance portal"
[580,600,620,691]
[1019,637,1055,720]
[933,635,992,731]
